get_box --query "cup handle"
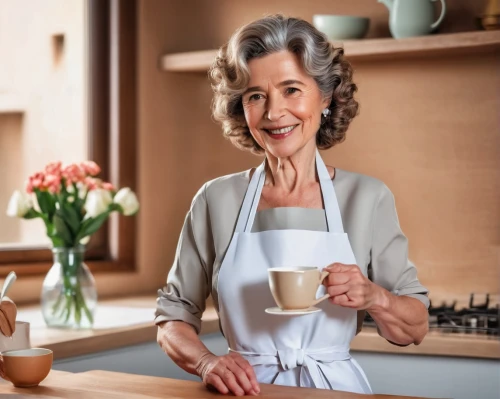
[0,355,11,381]
[431,0,446,30]
[312,271,330,306]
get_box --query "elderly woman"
[155,14,429,396]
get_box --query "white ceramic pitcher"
[379,0,446,39]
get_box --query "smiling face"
[242,51,329,159]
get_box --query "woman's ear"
[321,94,332,110]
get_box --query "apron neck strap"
[235,150,344,233]
[234,163,265,233]
[315,150,344,233]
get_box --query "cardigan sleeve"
[154,184,215,334]
[369,185,430,308]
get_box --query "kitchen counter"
[0,369,443,398]
[21,296,500,360]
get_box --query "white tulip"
[84,189,113,218]
[113,188,139,216]
[79,236,91,245]
[77,182,87,199]
[6,190,33,218]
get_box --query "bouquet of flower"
[5,161,139,328]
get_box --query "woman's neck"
[264,145,317,194]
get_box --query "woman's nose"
[265,95,286,121]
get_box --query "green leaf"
[74,296,82,326]
[53,213,74,247]
[35,191,56,220]
[50,236,65,247]
[23,208,40,219]
[76,212,110,241]
[58,203,81,237]
[109,203,121,212]
[73,197,84,214]
[42,220,63,247]
[70,183,86,217]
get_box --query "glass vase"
[41,246,97,329]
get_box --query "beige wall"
[0,114,23,242]
[137,0,499,302]
[0,0,87,246]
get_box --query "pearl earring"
[322,108,331,117]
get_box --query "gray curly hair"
[209,14,359,155]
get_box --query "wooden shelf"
[161,30,500,72]
[0,95,26,114]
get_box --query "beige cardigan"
[155,167,429,334]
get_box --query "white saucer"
[265,306,321,316]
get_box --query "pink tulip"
[44,174,61,194]
[44,161,62,176]
[101,182,114,191]
[26,180,33,194]
[32,177,43,187]
[47,184,60,194]
[23,161,104,196]
[84,177,99,191]
[27,172,45,193]
[80,161,101,176]
[62,164,85,185]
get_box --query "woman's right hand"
[196,351,260,396]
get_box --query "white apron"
[217,151,372,394]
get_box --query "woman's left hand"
[323,263,383,310]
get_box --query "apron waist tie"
[229,345,351,389]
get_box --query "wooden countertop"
[23,296,500,360]
[0,369,441,398]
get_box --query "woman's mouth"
[263,124,298,140]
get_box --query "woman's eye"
[249,94,263,101]
[285,87,299,95]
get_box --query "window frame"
[0,0,138,277]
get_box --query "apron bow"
[277,348,305,370]
[231,345,351,389]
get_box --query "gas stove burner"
[363,293,499,336]
[429,293,499,336]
